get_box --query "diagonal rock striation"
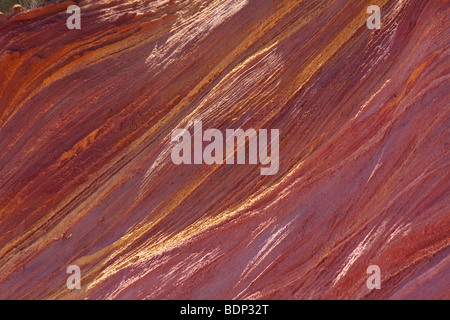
[0,0,448,299]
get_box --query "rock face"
[0,0,448,300]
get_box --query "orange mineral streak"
[0,0,448,299]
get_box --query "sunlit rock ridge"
[0,0,448,299]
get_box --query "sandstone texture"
[0,0,448,299]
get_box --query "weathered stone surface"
[0,0,448,299]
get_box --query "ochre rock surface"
[0,0,448,299]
